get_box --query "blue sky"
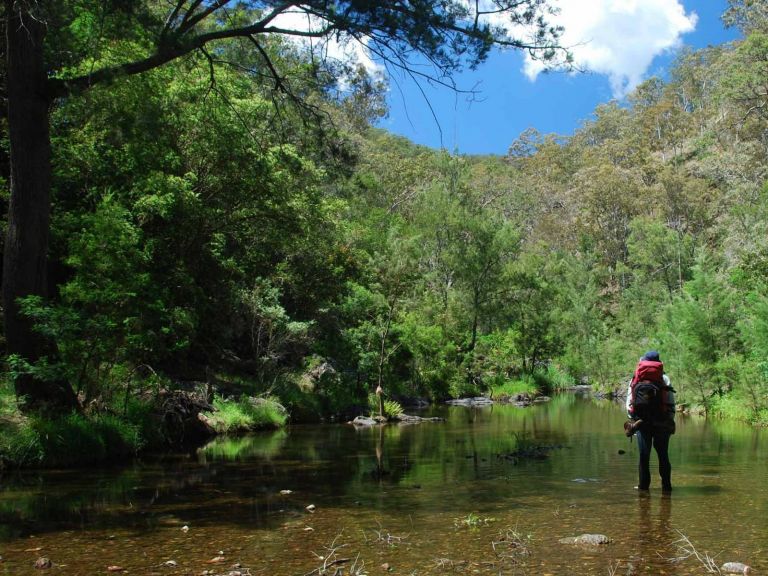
[379,0,740,155]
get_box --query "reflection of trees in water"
[197,430,289,463]
[10,398,765,546]
[0,457,231,539]
[0,404,571,541]
[0,466,151,539]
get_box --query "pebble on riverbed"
[721,562,751,575]
[558,534,611,546]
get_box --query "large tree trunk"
[3,1,77,412]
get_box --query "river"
[1,393,766,575]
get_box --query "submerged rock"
[498,444,564,463]
[721,562,751,575]
[393,414,444,424]
[445,397,493,407]
[559,534,611,546]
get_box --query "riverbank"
[0,382,287,469]
[3,369,765,469]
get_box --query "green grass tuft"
[491,375,538,399]
[0,412,142,468]
[538,364,575,391]
[208,395,288,434]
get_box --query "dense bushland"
[2,1,768,468]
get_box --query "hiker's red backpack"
[629,360,669,421]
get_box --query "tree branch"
[47,1,568,101]
[48,2,305,99]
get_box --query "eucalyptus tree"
[722,0,768,34]
[3,0,567,411]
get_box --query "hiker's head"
[642,350,660,362]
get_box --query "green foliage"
[15,197,188,401]
[471,330,521,388]
[7,0,768,454]
[0,411,142,468]
[657,254,742,408]
[539,364,576,391]
[722,0,768,33]
[491,377,538,399]
[488,365,572,399]
[208,395,288,434]
[398,314,457,399]
[367,394,404,419]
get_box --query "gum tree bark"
[3,1,78,410]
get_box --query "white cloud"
[268,2,696,98]
[523,0,698,97]
[268,7,382,78]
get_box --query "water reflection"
[631,493,673,573]
[197,429,288,462]
[0,396,766,575]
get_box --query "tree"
[3,0,565,411]
[722,0,768,34]
[718,31,768,125]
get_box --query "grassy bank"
[0,383,143,468]
[490,365,575,400]
[0,378,288,469]
[0,412,143,468]
[205,395,288,434]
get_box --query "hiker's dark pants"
[636,427,671,490]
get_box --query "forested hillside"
[2,0,767,460]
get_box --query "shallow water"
[1,394,766,575]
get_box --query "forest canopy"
[2,0,768,430]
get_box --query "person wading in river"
[626,350,676,493]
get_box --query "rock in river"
[559,534,611,546]
[445,397,493,407]
[350,416,379,427]
[721,562,751,575]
